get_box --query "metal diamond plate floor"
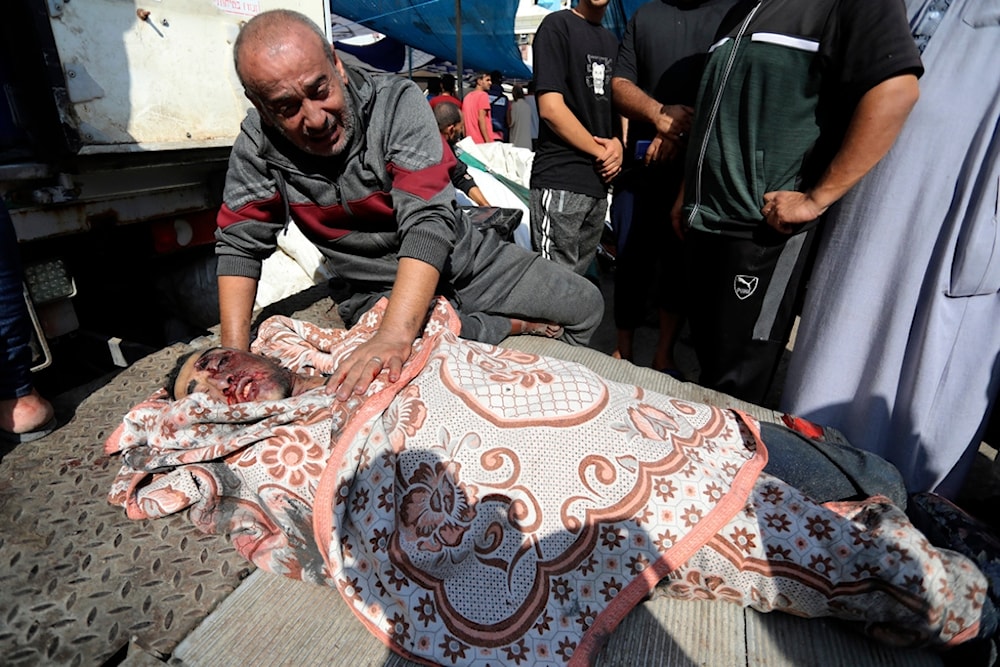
[0,286,343,666]
[0,344,255,665]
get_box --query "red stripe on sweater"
[217,192,283,228]
[387,135,456,200]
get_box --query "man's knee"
[561,277,603,345]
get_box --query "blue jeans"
[0,202,32,399]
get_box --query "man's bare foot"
[614,330,634,362]
[653,354,680,376]
[653,310,681,373]
[510,319,564,339]
[0,388,55,435]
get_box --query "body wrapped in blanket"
[107,299,993,666]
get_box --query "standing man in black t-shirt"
[529,0,622,276]
[609,0,738,375]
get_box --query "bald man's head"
[433,102,464,142]
[234,10,332,97]
[233,10,354,157]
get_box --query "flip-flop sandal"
[0,417,57,444]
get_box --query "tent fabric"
[334,35,439,74]
[327,1,663,82]
[330,0,531,79]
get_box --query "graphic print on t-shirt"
[586,55,612,98]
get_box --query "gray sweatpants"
[530,188,609,276]
[446,225,604,345]
[337,228,604,347]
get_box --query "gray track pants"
[337,229,604,347]
[529,188,608,276]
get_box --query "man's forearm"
[381,257,441,344]
[468,186,490,207]
[762,73,919,231]
[478,110,493,143]
[538,92,605,158]
[218,274,259,350]
[326,257,441,401]
[808,74,920,209]
[612,78,691,139]
[612,77,661,125]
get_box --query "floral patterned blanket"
[106,298,773,665]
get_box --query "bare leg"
[612,328,634,361]
[652,308,681,373]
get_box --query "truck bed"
[0,288,953,666]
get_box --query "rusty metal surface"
[0,287,343,666]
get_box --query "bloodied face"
[173,348,294,404]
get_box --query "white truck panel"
[45,0,329,152]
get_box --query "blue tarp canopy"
[327,1,653,81]
[334,34,438,74]
[330,0,531,79]
[604,0,647,39]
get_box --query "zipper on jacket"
[269,163,347,229]
[338,70,379,219]
[687,0,764,228]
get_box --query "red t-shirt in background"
[461,90,493,144]
[429,93,463,110]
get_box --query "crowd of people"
[1,0,993,504]
[0,0,985,505]
[87,5,1000,664]
[0,3,992,665]
[2,0,995,571]
[413,0,999,507]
